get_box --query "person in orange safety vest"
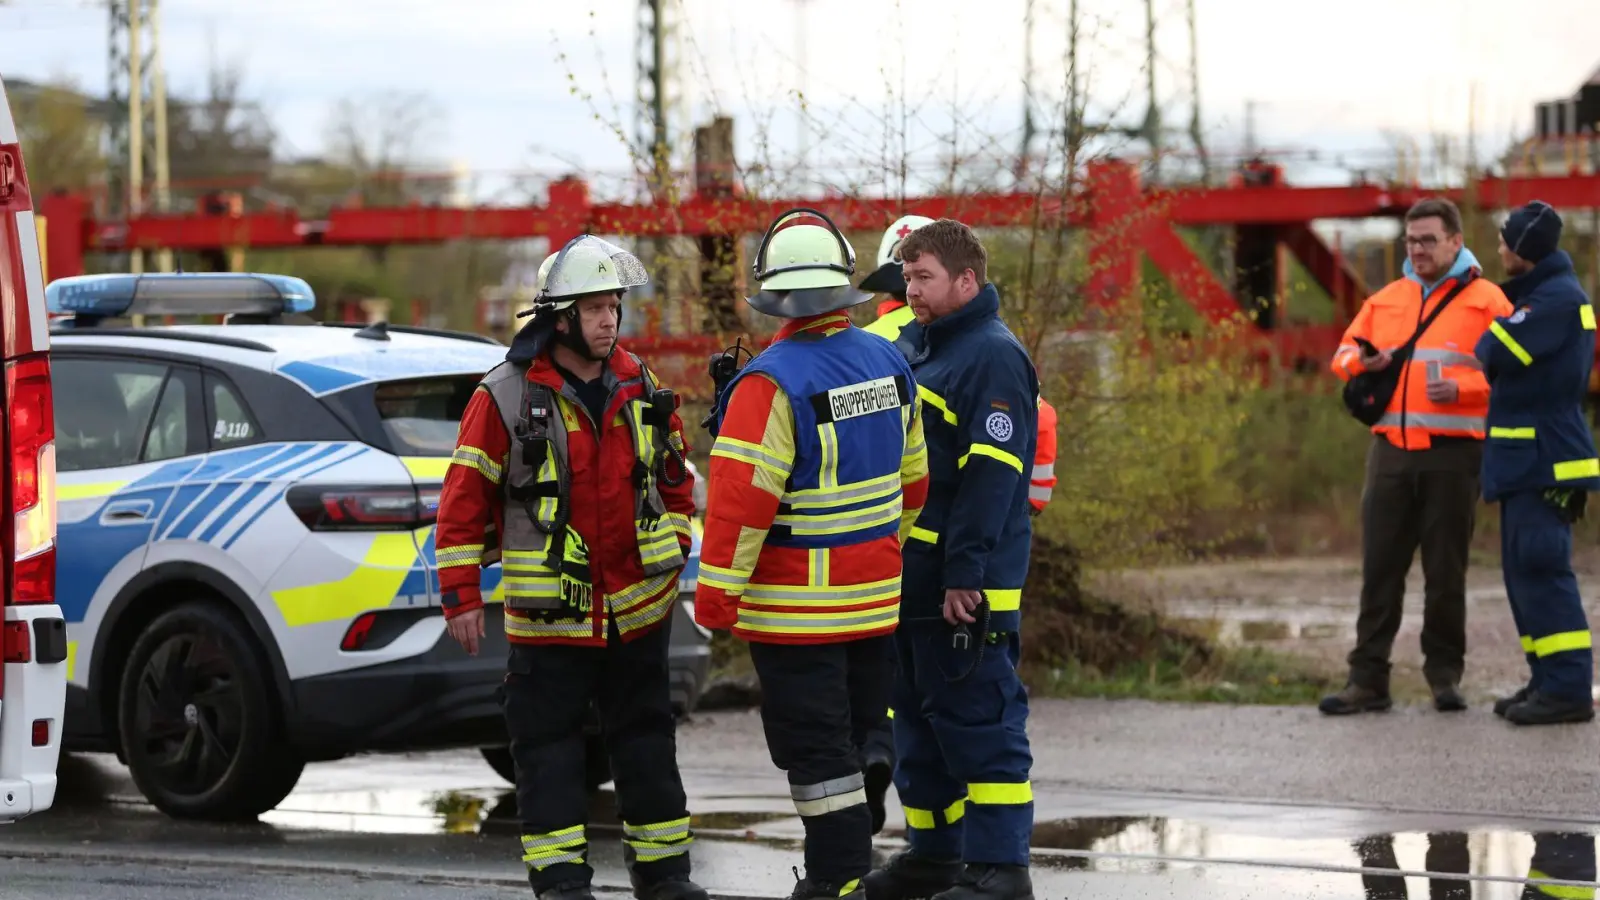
[1320,197,1514,717]
[694,209,930,899]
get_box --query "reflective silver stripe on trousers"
[1374,411,1486,431]
[791,773,868,817]
[1410,348,1484,371]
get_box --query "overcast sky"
[4,0,1598,203]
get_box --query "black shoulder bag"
[1342,274,1475,426]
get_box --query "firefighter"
[856,214,1059,841]
[862,219,1038,900]
[694,208,930,899]
[1478,200,1599,726]
[1522,832,1596,899]
[435,235,708,900]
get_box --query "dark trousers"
[1501,490,1594,703]
[892,626,1033,866]
[503,621,692,893]
[862,638,898,767]
[748,635,893,886]
[1348,436,1481,691]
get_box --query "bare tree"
[320,90,447,206]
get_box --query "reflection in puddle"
[1012,816,1599,898]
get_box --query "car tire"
[480,736,612,792]
[116,601,304,821]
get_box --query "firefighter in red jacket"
[435,235,707,900]
[695,209,930,899]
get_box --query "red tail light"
[341,612,378,651]
[286,484,437,531]
[31,719,48,747]
[5,355,56,604]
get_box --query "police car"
[48,271,711,820]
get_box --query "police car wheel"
[116,601,305,821]
[478,737,611,792]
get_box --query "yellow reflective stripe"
[522,825,586,869]
[272,533,419,626]
[782,472,901,509]
[909,526,939,544]
[1529,869,1596,899]
[903,796,966,830]
[918,385,957,425]
[968,782,1033,805]
[817,422,842,489]
[1490,321,1534,365]
[449,445,504,483]
[735,604,900,636]
[886,707,895,719]
[1554,458,1600,481]
[623,817,691,841]
[400,456,450,480]
[711,435,793,477]
[1583,305,1597,330]
[985,589,1021,612]
[773,494,903,536]
[838,880,862,897]
[697,561,751,592]
[435,543,483,568]
[1490,426,1536,439]
[59,480,130,501]
[959,443,1024,473]
[505,613,592,639]
[1532,630,1593,657]
[1521,635,1536,653]
[622,814,695,862]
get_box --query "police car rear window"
[372,376,478,457]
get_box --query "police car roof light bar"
[45,272,316,326]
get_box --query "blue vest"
[717,326,914,549]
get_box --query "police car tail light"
[5,356,56,604]
[287,484,431,531]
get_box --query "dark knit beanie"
[1502,200,1563,264]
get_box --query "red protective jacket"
[434,344,696,646]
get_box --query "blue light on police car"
[46,272,317,319]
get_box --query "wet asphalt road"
[1,698,1597,898]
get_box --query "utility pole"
[1185,0,1208,184]
[793,0,810,192]
[108,0,171,274]
[1016,0,1035,182]
[1141,0,1162,182]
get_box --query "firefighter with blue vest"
[694,208,931,899]
[862,218,1038,900]
[1477,200,1599,726]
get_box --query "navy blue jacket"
[892,284,1038,632]
[1475,250,1600,501]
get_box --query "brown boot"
[1318,683,1392,715]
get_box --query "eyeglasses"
[1403,234,1445,250]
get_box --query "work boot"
[862,851,962,900]
[787,866,865,899]
[1493,685,1532,718]
[1318,683,1392,715]
[634,874,710,900]
[536,881,597,900]
[864,754,893,836]
[930,864,1034,900]
[1505,691,1596,726]
[1429,682,1467,713]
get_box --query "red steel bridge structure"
[32,157,1600,392]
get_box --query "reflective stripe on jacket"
[1477,249,1600,501]
[694,313,930,645]
[433,336,697,647]
[1330,248,1514,449]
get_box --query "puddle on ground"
[1006,815,1600,897]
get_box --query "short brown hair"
[897,218,988,285]
[1405,198,1463,235]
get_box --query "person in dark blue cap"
[1476,200,1599,726]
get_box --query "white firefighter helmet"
[529,234,649,315]
[859,214,935,296]
[746,207,871,318]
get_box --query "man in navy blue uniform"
[862,219,1038,900]
[1477,200,1599,726]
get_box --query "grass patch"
[1030,644,1334,705]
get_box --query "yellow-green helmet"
[747,207,871,318]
